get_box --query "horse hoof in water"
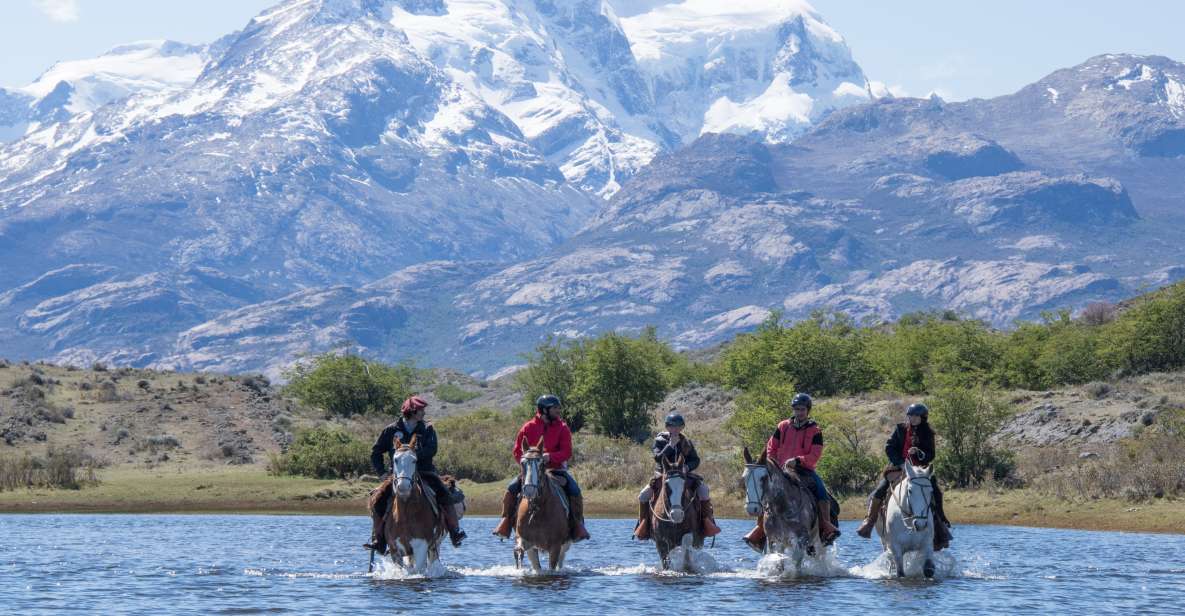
[923,559,935,579]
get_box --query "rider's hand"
[908,447,922,458]
[542,453,551,464]
[782,458,798,473]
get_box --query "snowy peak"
[619,0,869,144]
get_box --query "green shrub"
[727,380,798,455]
[433,409,518,482]
[269,426,370,479]
[926,385,1013,487]
[0,447,99,491]
[867,313,999,393]
[435,383,480,404]
[813,402,880,494]
[720,311,879,395]
[570,433,655,490]
[1102,282,1185,375]
[284,354,414,417]
[514,336,587,428]
[574,332,670,440]
[1035,317,1110,385]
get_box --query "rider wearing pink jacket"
[743,393,841,552]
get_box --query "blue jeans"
[507,469,582,497]
[796,468,828,502]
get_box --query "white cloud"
[869,81,908,99]
[34,0,80,22]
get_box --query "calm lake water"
[2,515,1183,615]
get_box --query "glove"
[782,458,799,473]
[908,447,924,460]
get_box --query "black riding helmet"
[664,412,685,428]
[906,402,929,417]
[791,392,813,410]
[535,394,561,411]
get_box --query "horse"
[378,435,445,573]
[742,447,823,570]
[876,462,936,578]
[513,437,571,573]
[649,454,704,571]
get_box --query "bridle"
[892,470,934,532]
[392,446,419,499]
[743,463,768,515]
[652,466,688,525]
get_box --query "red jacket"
[766,419,824,471]
[512,414,573,470]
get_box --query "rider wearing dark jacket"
[633,413,721,541]
[365,396,466,554]
[855,403,951,549]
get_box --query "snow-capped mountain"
[2,1,1183,377]
[0,40,212,140]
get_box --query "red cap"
[401,395,428,416]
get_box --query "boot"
[569,495,591,542]
[933,519,951,551]
[633,501,652,540]
[442,500,466,547]
[363,513,387,554]
[817,500,840,545]
[742,514,765,553]
[699,499,721,537]
[492,491,516,539]
[856,496,883,539]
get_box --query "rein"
[652,472,688,525]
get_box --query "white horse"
[876,462,936,578]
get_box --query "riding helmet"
[400,395,428,416]
[791,392,813,410]
[535,394,561,410]
[906,402,929,417]
[664,412,685,428]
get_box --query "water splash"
[369,555,450,580]
[755,547,851,579]
[849,550,961,579]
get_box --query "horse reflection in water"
[877,462,937,578]
[513,437,571,573]
[649,454,706,571]
[742,447,825,573]
[375,436,446,574]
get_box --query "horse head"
[742,447,769,517]
[900,463,934,532]
[662,454,688,524]
[520,436,546,501]
[392,435,419,500]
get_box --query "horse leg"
[410,538,429,574]
[556,543,569,571]
[527,547,542,573]
[890,543,905,578]
[679,532,694,573]
[922,540,936,579]
[548,544,564,572]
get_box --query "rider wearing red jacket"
[743,393,841,551]
[492,394,590,542]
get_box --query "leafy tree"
[573,333,668,440]
[727,380,798,455]
[514,336,587,428]
[1102,282,1185,375]
[926,384,1013,487]
[813,402,880,493]
[284,353,414,417]
[867,313,999,393]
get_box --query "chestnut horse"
[742,447,823,570]
[650,454,703,571]
[379,435,445,573]
[513,437,571,573]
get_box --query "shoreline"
[1,469,1182,534]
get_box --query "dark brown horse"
[742,447,822,571]
[513,437,571,572]
[375,435,445,573]
[650,454,704,571]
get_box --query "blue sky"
[4,0,1185,100]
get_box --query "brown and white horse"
[380,435,445,573]
[650,454,704,571]
[513,437,571,573]
[742,447,823,571]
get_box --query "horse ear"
[520,436,528,452]
[758,449,768,466]
[743,447,753,464]
[536,435,545,452]
[676,453,684,467]
[393,434,402,448]
[409,434,418,449]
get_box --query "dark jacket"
[652,431,700,473]
[371,419,438,475]
[885,422,935,467]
